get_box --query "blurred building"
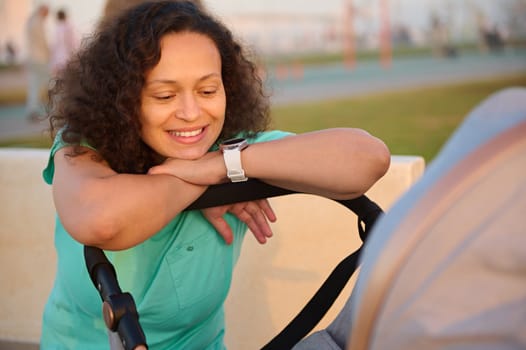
[220,12,342,56]
[1,0,525,64]
[216,0,526,57]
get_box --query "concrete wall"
[0,148,55,345]
[0,148,424,348]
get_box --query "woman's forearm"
[149,128,390,199]
[243,128,390,199]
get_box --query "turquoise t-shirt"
[40,130,292,350]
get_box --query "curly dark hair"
[48,0,271,174]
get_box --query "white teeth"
[171,128,203,137]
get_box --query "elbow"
[59,210,120,248]
[85,218,120,247]
[338,133,391,199]
[372,138,391,181]
[359,137,391,195]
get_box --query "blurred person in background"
[50,8,78,76]
[5,41,18,66]
[25,4,50,122]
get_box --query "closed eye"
[154,95,175,101]
[200,89,217,96]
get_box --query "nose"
[175,93,200,122]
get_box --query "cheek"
[212,94,227,124]
[137,112,162,148]
[139,104,165,131]
[137,115,151,140]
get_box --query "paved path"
[0,105,49,141]
[0,67,50,141]
[268,48,526,105]
[1,49,525,141]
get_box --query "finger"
[239,211,271,246]
[238,209,267,244]
[208,216,234,245]
[147,166,161,175]
[231,207,267,244]
[148,164,172,176]
[245,202,274,238]
[258,199,277,222]
[230,202,274,243]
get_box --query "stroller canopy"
[348,87,526,350]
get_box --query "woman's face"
[140,31,226,160]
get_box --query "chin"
[172,149,207,161]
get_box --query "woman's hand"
[202,199,277,245]
[149,154,278,244]
[148,151,226,185]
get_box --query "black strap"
[261,195,383,350]
[185,179,294,210]
[261,248,362,350]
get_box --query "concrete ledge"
[0,148,424,348]
[0,149,55,344]
[0,340,38,350]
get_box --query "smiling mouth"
[169,128,204,137]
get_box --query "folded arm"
[52,147,207,250]
[150,128,391,200]
[54,128,389,250]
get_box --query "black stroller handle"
[85,179,383,350]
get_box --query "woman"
[50,8,77,75]
[41,1,390,349]
[25,4,49,121]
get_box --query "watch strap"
[223,148,248,182]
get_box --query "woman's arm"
[150,128,391,200]
[245,128,390,199]
[52,146,207,250]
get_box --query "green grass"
[0,134,52,148]
[0,89,25,105]
[261,41,525,67]
[271,73,526,163]
[0,64,25,105]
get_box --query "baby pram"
[85,87,526,349]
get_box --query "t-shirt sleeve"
[247,130,295,144]
[42,132,67,185]
[42,131,95,185]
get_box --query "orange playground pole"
[343,0,356,69]
[379,0,392,68]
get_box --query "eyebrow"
[145,73,222,86]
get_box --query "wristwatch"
[220,137,249,182]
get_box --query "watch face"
[222,137,245,146]
[220,137,248,151]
